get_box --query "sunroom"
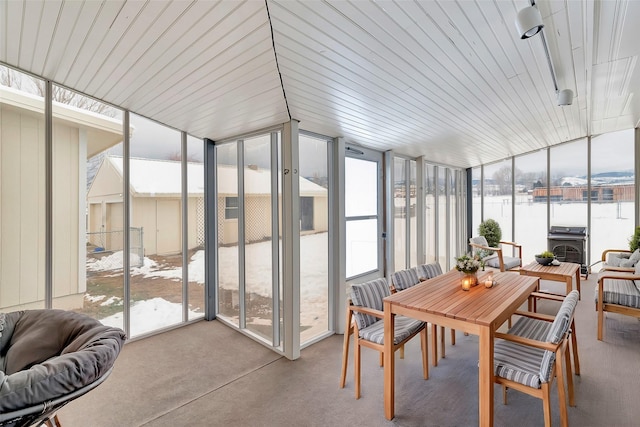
[1,1,639,426]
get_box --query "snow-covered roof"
[107,156,327,197]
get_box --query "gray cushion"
[0,309,126,413]
[358,315,424,345]
[390,268,420,291]
[485,256,521,270]
[350,278,390,330]
[494,339,546,388]
[595,278,640,308]
[417,263,443,280]
[496,291,578,388]
[508,317,551,342]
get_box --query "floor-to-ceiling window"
[550,140,588,227]
[187,135,205,320]
[514,149,547,261]
[52,84,124,326]
[126,114,184,336]
[393,157,417,271]
[0,65,46,311]
[471,166,482,238]
[299,132,331,343]
[449,169,458,265]
[216,142,240,326]
[424,163,436,263]
[437,167,447,267]
[215,131,283,348]
[591,129,635,263]
[393,157,407,271]
[482,159,512,243]
[243,134,278,342]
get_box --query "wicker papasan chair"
[0,309,126,427]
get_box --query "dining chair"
[416,262,457,358]
[494,290,579,427]
[509,291,580,376]
[469,235,522,272]
[339,278,428,399]
[390,267,451,366]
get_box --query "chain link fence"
[86,227,144,269]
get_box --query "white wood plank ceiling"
[1,0,639,169]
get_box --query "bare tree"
[1,65,118,118]
[492,166,513,195]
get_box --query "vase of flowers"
[455,254,482,290]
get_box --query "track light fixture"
[515,2,573,106]
[557,89,573,106]
[516,6,544,39]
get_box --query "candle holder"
[461,272,477,291]
[484,272,494,288]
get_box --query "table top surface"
[520,261,580,275]
[384,270,539,327]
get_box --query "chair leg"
[44,415,61,427]
[379,351,384,367]
[399,344,405,360]
[597,298,604,341]
[542,383,552,427]
[450,328,456,346]
[340,313,353,388]
[439,326,445,359]
[431,323,438,367]
[555,350,569,427]
[354,338,361,399]
[502,385,508,405]
[571,320,580,375]
[565,344,575,407]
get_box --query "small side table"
[519,261,581,300]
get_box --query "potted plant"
[478,219,502,248]
[535,250,555,265]
[629,226,640,252]
[455,254,482,289]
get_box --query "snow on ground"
[92,233,328,338]
[100,298,200,336]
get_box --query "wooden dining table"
[383,269,540,426]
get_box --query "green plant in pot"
[478,219,502,248]
[629,226,640,252]
[535,250,555,265]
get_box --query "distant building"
[532,183,634,202]
[87,156,329,255]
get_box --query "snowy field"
[89,197,634,337]
[89,233,328,338]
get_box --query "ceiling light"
[516,3,575,107]
[557,89,574,106]
[515,6,544,39]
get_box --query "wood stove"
[548,225,588,276]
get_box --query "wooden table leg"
[566,276,572,297]
[384,302,395,420]
[478,327,494,427]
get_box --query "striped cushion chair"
[339,278,428,399]
[493,290,579,427]
[389,268,420,292]
[595,266,640,340]
[416,262,443,281]
[508,291,580,376]
[415,262,456,363]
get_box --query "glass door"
[345,146,383,279]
